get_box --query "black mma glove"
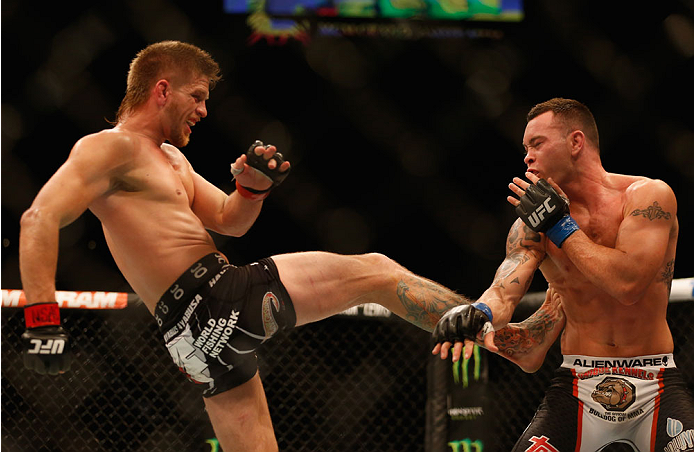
[235,140,290,200]
[515,178,579,247]
[22,302,71,375]
[432,302,494,345]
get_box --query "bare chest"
[543,200,625,277]
[107,147,194,207]
[571,205,623,247]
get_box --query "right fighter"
[433,98,694,451]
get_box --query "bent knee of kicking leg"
[357,252,408,290]
[360,252,403,272]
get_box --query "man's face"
[166,75,210,148]
[521,111,571,181]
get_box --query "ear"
[154,80,170,107]
[568,130,585,157]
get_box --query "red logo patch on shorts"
[525,435,560,452]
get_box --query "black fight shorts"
[155,253,296,397]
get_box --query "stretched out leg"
[204,372,277,452]
[273,251,564,372]
[271,251,466,331]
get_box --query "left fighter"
[20,41,564,452]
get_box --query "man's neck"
[117,111,166,146]
[561,164,610,209]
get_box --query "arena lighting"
[222,0,523,42]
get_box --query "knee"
[360,252,404,273]
[358,253,408,288]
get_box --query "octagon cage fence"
[2,278,693,452]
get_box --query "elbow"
[226,222,252,237]
[518,358,543,374]
[613,280,648,306]
[20,207,42,230]
[213,224,250,238]
[209,213,251,237]
[228,228,249,238]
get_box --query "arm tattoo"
[507,222,542,250]
[397,279,470,332]
[658,259,675,292]
[494,222,541,289]
[492,252,530,288]
[630,201,671,220]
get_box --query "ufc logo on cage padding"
[528,198,556,228]
[27,338,65,355]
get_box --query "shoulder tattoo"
[630,201,671,221]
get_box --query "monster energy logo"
[452,344,481,387]
[205,438,219,452]
[448,438,483,452]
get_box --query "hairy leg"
[493,287,565,372]
[274,251,565,371]
[271,251,468,331]
[203,372,277,452]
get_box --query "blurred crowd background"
[2,0,693,299]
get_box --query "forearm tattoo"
[493,222,542,290]
[492,252,531,290]
[630,201,671,220]
[397,279,470,332]
[492,305,560,357]
[507,222,542,249]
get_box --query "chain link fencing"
[2,295,693,451]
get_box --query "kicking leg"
[271,251,468,331]
[203,372,277,452]
[273,251,565,372]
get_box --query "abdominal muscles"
[94,197,218,311]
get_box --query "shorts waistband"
[562,353,676,370]
[154,253,232,331]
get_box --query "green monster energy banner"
[426,345,494,452]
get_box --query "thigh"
[203,372,278,452]
[512,376,581,452]
[653,368,694,450]
[271,251,396,326]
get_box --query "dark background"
[2,0,693,298]
[2,2,693,451]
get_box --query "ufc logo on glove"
[528,198,557,228]
[27,338,66,355]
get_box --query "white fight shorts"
[512,354,694,452]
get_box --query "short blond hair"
[116,41,221,122]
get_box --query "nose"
[197,100,208,118]
[524,151,535,167]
